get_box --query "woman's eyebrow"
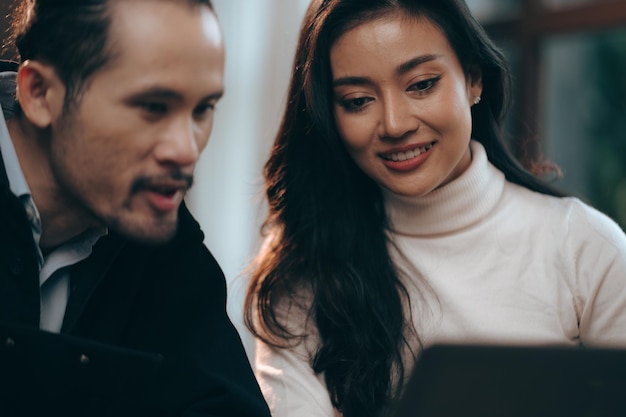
[333,54,442,88]
[395,54,441,76]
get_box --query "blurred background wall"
[185,0,311,356]
[2,0,626,359]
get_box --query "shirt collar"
[0,102,107,265]
[0,103,32,200]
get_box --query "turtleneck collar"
[382,140,505,237]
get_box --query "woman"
[244,0,626,416]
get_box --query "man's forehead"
[108,0,213,13]
[105,0,221,56]
[88,0,224,99]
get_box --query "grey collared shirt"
[0,97,106,333]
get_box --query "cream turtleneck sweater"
[254,141,626,417]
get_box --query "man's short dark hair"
[9,0,214,111]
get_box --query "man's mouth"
[147,185,184,198]
[132,173,193,196]
[142,184,188,214]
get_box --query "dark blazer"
[0,63,270,417]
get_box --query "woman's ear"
[15,60,66,128]
[467,66,483,105]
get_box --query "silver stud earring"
[473,96,481,105]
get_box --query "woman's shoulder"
[504,182,626,248]
[560,197,626,249]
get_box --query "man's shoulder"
[174,201,205,243]
[81,205,226,323]
[108,201,205,251]
[109,201,223,280]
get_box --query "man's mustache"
[130,171,194,193]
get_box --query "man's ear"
[15,60,66,128]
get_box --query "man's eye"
[141,102,168,115]
[193,102,216,118]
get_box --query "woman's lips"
[379,141,436,172]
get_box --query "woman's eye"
[339,96,373,112]
[409,76,441,93]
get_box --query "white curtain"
[186,0,310,358]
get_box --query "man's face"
[49,0,225,243]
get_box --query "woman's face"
[330,12,482,197]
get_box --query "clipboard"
[0,321,163,417]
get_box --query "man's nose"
[155,118,200,167]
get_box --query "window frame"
[479,0,626,163]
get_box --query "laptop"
[392,343,626,417]
[0,321,163,417]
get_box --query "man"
[0,0,270,415]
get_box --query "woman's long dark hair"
[245,0,564,416]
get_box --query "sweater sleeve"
[255,339,338,417]
[252,293,339,417]
[567,200,626,347]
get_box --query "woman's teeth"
[384,143,433,161]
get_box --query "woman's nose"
[379,95,420,139]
